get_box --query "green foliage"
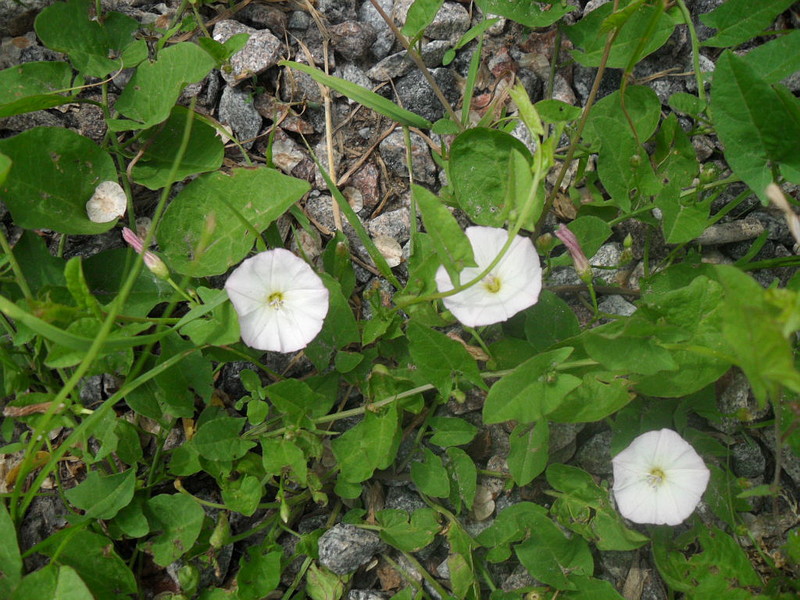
[0,127,118,234]
[132,106,224,189]
[0,62,75,118]
[711,51,800,201]
[567,1,676,68]
[474,0,574,28]
[113,42,216,130]
[157,167,310,276]
[142,494,206,566]
[700,0,797,47]
[0,503,22,598]
[1,1,798,598]
[63,469,136,520]
[35,0,143,77]
[448,127,532,227]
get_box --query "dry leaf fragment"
[373,234,403,267]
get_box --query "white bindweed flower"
[612,429,710,526]
[435,226,542,327]
[225,249,329,353]
[86,181,126,223]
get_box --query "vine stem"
[539,7,621,233]
[244,359,598,440]
[368,0,463,127]
[10,101,199,525]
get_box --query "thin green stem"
[11,103,199,525]
[541,20,620,231]
[399,147,546,308]
[368,0,463,128]
[0,227,33,300]
[675,0,706,106]
[14,346,201,522]
[244,359,598,439]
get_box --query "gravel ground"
[1,0,800,598]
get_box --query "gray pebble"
[317,0,358,24]
[731,438,767,479]
[218,86,262,149]
[425,1,471,41]
[318,523,386,575]
[213,20,282,87]
[330,21,377,61]
[575,430,613,475]
[358,0,396,59]
[394,67,460,123]
[379,130,437,185]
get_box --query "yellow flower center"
[482,275,502,294]
[646,467,666,488]
[268,291,285,309]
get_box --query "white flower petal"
[612,429,710,526]
[435,226,542,327]
[86,181,126,223]
[225,249,329,352]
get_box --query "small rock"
[368,52,414,81]
[368,208,411,244]
[270,131,307,175]
[379,130,437,184]
[488,46,517,78]
[692,135,716,161]
[373,234,403,267]
[583,0,614,14]
[313,139,342,189]
[238,3,287,33]
[394,68,460,123]
[695,215,765,245]
[281,66,324,104]
[598,295,637,318]
[213,20,282,86]
[384,485,427,513]
[691,0,726,42]
[288,10,311,30]
[318,523,386,575]
[573,64,621,105]
[72,99,107,144]
[0,0,53,37]
[425,1,471,41]
[218,86,262,149]
[358,0,396,59]
[316,0,358,24]
[305,193,337,233]
[349,161,382,212]
[575,430,613,475]
[591,243,624,285]
[712,369,770,434]
[348,591,388,600]
[685,54,715,94]
[331,21,377,61]
[549,422,584,463]
[731,438,767,479]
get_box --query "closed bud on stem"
[700,164,718,184]
[535,232,556,254]
[122,227,170,280]
[554,224,592,282]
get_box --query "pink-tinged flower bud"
[122,227,170,280]
[554,224,592,282]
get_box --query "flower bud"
[554,224,592,282]
[122,227,170,280]
[535,232,556,254]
